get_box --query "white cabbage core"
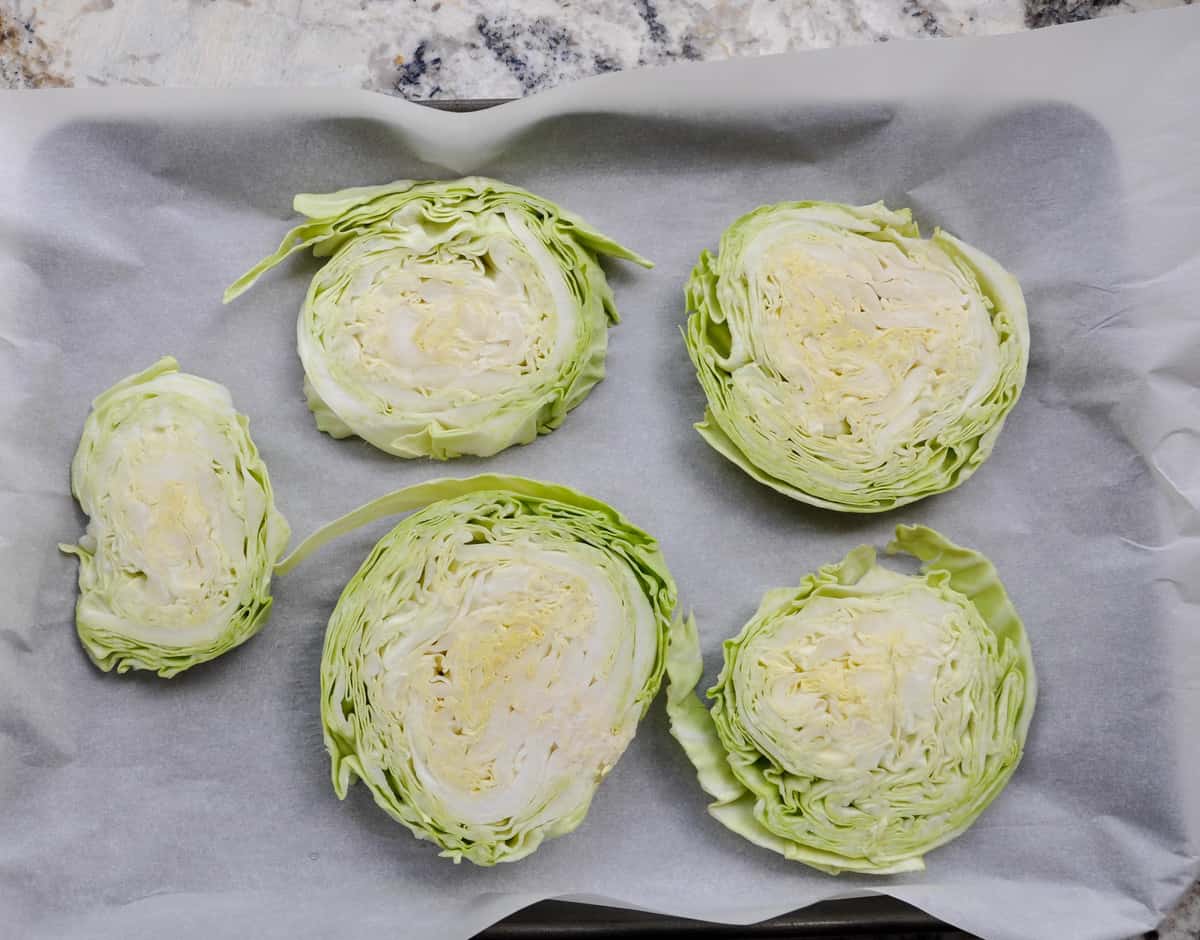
[733,217,1001,463]
[362,540,656,829]
[733,567,989,783]
[79,377,260,648]
[305,210,577,426]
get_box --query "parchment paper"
[2,9,1198,940]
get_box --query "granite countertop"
[2,1,1197,937]
[0,0,1191,95]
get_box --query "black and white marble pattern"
[0,0,1191,96]
[1,0,1198,936]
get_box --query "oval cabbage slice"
[685,201,1029,512]
[60,357,290,677]
[225,178,652,460]
[275,475,675,865]
[666,526,1036,874]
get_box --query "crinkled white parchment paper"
[1,8,1198,940]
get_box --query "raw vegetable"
[685,201,1028,511]
[277,475,675,864]
[666,526,1036,874]
[226,178,651,459]
[60,357,289,677]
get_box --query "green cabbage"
[60,357,290,677]
[666,526,1036,874]
[685,201,1029,512]
[225,178,651,460]
[276,475,675,865]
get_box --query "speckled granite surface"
[1,1,1197,937]
[1163,889,1200,940]
[0,0,1191,95]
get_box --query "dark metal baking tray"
[477,897,973,938]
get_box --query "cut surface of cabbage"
[277,475,675,864]
[226,178,651,460]
[685,201,1028,512]
[60,357,289,677]
[666,526,1036,874]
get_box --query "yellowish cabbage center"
[734,568,983,782]
[90,409,246,641]
[364,541,654,827]
[316,222,575,415]
[739,223,1001,457]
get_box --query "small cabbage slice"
[225,177,651,460]
[685,201,1029,512]
[276,475,675,865]
[666,526,1036,874]
[60,357,290,677]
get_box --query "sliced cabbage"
[60,357,290,677]
[277,475,675,865]
[666,526,1036,874]
[685,201,1029,512]
[225,178,651,460]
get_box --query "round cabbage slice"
[276,475,675,865]
[685,201,1029,512]
[666,526,1036,874]
[225,178,652,460]
[60,357,290,677]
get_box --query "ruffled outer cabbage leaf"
[666,526,1036,874]
[276,475,675,865]
[685,201,1029,512]
[60,357,290,677]
[225,178,651,460]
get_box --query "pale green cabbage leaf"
[685,201,1029,512]
[225,177,651,460]
[277,474,675,865]
[667,526,1036,874]
[60,357,290,677]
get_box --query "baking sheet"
[2,8,1199,940]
